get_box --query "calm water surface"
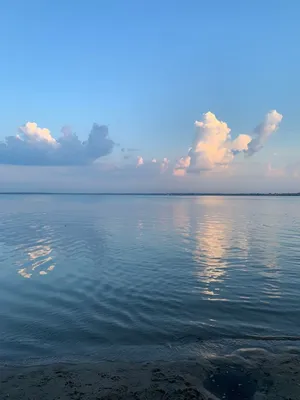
[0,195,300,363]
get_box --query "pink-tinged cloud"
[19,122,57,145]
[136,156,144,167]
[173,156,191,176]
[231,134,252,152]
[266,163,285,178]
[173,110,283,176]
[173,168,187,177]
[191,112,232,170]
[0,109,283,174]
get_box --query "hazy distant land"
[0,192,299,196]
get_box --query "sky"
[0,0,300,192]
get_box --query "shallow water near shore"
[0,194,300,366]
[1,346,300,399]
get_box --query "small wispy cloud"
[266,163,285,178]
[136,156,144,167]
[161,157,169,172]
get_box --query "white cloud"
[173,110,283,176]
[0,109,283,180]
[189,112,233,171]
[230,134,252,152]
[0,122,115,165]
[19,122,57,145]
[173,112,234,175]
[246,110,283,156]
[161,157,169,172]
[135,156,169,174]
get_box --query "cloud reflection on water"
[171,196,282,302]
[17,240,55,279]
[171,197,229,298]
[193,206,229,299]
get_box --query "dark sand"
[1,348,300,399]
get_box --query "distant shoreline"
[0,192,299,196]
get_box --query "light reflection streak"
[194,218,228,290]
[193,197,228,298]
[17,240,55,279]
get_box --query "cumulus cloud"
[190,112,233,171]
[20,122,57,144]
[174,156,191,176]
[61,125,73,137]
[1,110,282,174]
[246,110,283,156]
[132,156,170,174]
[230,134,252,152]
[173,110,283,176]
[173,112,235,175]
[0,122,115,165]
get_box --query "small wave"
[174,333,300,345]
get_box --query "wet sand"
[1,348,300,399]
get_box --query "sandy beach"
[1,348,300,399]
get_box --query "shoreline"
[1,349,300,399]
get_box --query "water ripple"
[0,195,300,362]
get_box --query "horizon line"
[0,192,299,196]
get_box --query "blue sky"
[0,0,299,192]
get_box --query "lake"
[0,194,300,364]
